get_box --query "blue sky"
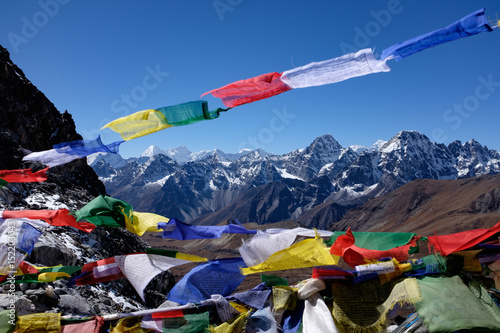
[1,1,499,158]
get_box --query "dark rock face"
[0,44,155,316]
[0,44,105,208]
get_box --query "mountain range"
[90,130,500,229]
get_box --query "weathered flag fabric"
[167,257,246,305]
[53,134,123,156]
[103,101,227,141]
[22,136,123,168]
[115,253,198,301]
[281,48,390,89]
[202,72,292,108]
[2,209,96,233]
[0,167,49,183]
[427,221,500,256]
[381,8,495,61]
[158,218,256,240]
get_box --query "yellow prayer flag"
[38,272,70,282]
[240,237,339,275]
[102,109,172,141]
[127,211,169,236]
[210,311,249,333]
[16,313,60,333]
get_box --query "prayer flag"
[202,72,292,108]
[115,252,206,301]
[60,317,104,333]
[0,168,49,183]
[239,228,302,267]
[241,236,338,275]
[102,101,227,141]
[0,178,7,188]
[280,48,390,89]
[427,221,500,256]
[2,209,95,233]
[414,275,500,331]
[22,136,123,168]
[15,313,61,333]
[158,218,256,240]
[325,230,416,250]
[74,195,132,229]
[167,257,246,305]
[127,211,168,236]
[75,257,124,286]
[329,228,416,267]
[381,8,495,61]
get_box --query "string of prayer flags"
[75,195,169,236]
[240,236,338,275]
[167,257,246,305]
[22,136,123,168]
[427,220,500,256]
[0,167,49,183]
[280,48,390,89]
[102,100,228,141]
[158,218,256,240]
[2,209,96,233]
[381,8,496,61]
[4,265,81,284]
[115,252,207,301]
[201,72,292,108]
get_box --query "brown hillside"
[330,174,500,236]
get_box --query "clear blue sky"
[1,1,499,158]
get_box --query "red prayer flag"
[152,309,184,319]
[77,257,124,285]
[19,261,40,274]
[330,228,416,267]
[2,209,96,233]
[427,221,500,256]
[60,316,104,333]
[201,72,292,108]
[0,167,49,182]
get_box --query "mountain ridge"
[92,130,500,228]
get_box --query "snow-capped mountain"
[91,130,500,228]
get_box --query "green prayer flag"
[157,100,227,127]
[0,178,8,188]
[74,195,132,228]
[163,312,210,333]
[326,231,416,250]
[261,274,288,287]
[146,248,178,258]
[0,310,15,333]
[414,276,500,331]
